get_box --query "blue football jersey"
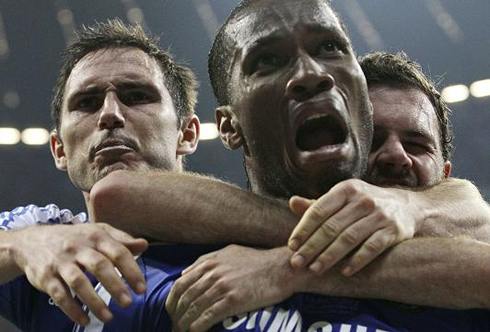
[1,205,489,331]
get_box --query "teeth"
[302,114,327,125]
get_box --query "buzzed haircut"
[359,51,453,162]
[52,19,198,131]
[208,0,350,107]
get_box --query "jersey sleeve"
[0,204,87,230]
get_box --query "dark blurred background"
[0,0,489,328]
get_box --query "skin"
[287,85,453,275]
[0,46,199,326]
[216,0,372,200]
[165,23,490,330]
[51,47,199,194]
[367,85,451,187]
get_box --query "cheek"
[412,156,443,185]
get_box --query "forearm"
[302,237,490,309]
[0,230,24,283]
[89,170,298,247]
[412,178,490,241]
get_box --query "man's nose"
[98,92,126,130]
[285,54,335,102]
[374,137,413,174]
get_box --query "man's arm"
[414,178,490,239]
[89,172,490,250]
[167,237,490,332]
[287,178,490,275]
[88,170,297,247]
[0,224,148,326]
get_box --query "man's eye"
[121,91,152,105]
[253,53,285,73]
[75,97,101,111]
[318,41,343,57]
[404,142,430,155]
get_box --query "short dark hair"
[52,19,198,131]
[359,51,453,162]
[208,0,350,106]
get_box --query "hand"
[288,179,419,276]
[166,245,299,332]
[10,223,148,326]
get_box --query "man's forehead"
[372,86,440,139]
[228,0,343,50]
[66,47,163,92]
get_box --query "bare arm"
[88,170,297,247]
[413,177,490,239]
[91,173,489,251]
[167,237,490,331]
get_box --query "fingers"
[98,223,149,255]
[166,263,207,319]
[341,230,397,276]
[44,278,90,326]
[57,262,113,323]
[187,298,231,332]
[288,193,345,254]
[289,198,367,270]
[94,238,147,295]
[173,279,226,332]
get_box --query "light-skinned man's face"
[50,47,198,192]
[218,0,372,199]
[367,85,451,187]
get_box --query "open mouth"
[296,115,347,151]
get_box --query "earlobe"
[50,130,67,171]
[443,161,452,178]
[215,105,243,150]
[176,114,200,156]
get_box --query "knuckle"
[89,256,110,272]
[357,196,375,211]
[340,229,359,246]
[320,221,340,238]
[374,210,390,223]
[224,291,240,306]
[38,264,57,281]
[340,180,360,196]
[110,246,129,263]
[363,237,386,255]
[48,285,66,304]
[309,204,327,221]
[86,227,105,242]
[66,272,86,290]
[213,279,230,294]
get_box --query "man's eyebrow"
[115,81,160,92]
[68,81,159,99]
[247,24,347,52]
[404,130,437,145]
[245,33,286,54]
[66,87,104,102]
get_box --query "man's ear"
[176,114,200,156]
[215,105,243,150]
[443,161,452,178]
[50,130,67,171]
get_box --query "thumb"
[289,196,315,218]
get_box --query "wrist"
[0,230,25,278]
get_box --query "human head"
[50,20,200,193]
[209,0,373,199]
[360,51,452,187]
[52,19,198,131]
